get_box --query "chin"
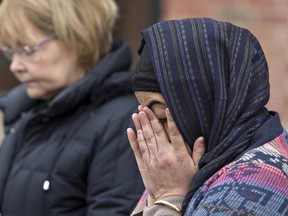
[26,89,47,100]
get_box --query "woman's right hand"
[127,107,205,205]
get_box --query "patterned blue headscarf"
[135,18,279,211]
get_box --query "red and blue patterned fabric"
[186,128,288,215]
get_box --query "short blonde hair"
[0,0,118,71]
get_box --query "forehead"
[135,91,165,105]
[0,11,43,47]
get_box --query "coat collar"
[0,40,133,123]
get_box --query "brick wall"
[0,54,19,95]
[161,0,288,128]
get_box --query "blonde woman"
[0,0,144,215]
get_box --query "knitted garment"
[131,129,288,216]
[185,129,288,215]
[138,17,283,210]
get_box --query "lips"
[22,80,35,86]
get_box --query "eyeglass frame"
[1,36,55,61]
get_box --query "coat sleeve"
[131,193,184,216]
[86,112,145,216]
[0,110,4,145]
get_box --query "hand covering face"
[133,18,282,211]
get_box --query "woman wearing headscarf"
[128,18,288,216]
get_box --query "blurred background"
[0,0,287,128]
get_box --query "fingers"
[129,106,205,201]
[165,108,186,150]
[138,105,144,112]
[131,108,164,163]
[192,136,205,166]
[138,111,158,159]
[142,107,170,146]
[127,128,142,160]
[127,127,147,174]
[132,113,142,132]
[127,128,150,172]
[129,112,152,161]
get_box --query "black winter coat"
[0,41,144,216]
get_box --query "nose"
[9,55,25,74]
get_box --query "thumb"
[192,136,205,166]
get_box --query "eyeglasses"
[1,36,55,61]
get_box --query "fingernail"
[139,111,145,117]
[138,105,142,111]
[165,108,170,114]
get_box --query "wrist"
[147,195,156,207]
[153,196,185,215]
[156,189,189,201]
[154,200,182,215]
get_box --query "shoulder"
[90,93,138,119]
[69,93,137,139]
[187,133,288,215]
[204,137,288,194]
[0,85,37,124]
